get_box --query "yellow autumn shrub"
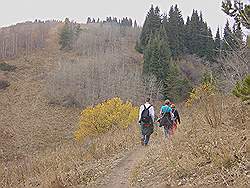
[75,97,138,141]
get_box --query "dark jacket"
[172,109,180,124]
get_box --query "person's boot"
[144,135,150,146]
[141,138,144,146]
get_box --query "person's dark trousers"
[163,125,170,138]
[144,135,150,145]
[140,122,153,145]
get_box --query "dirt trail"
[102,146,147,188]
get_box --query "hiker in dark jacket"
[138,98,155,146]
[170,103,180,136]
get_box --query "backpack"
[141,105,152,123]
[159,111,173,128]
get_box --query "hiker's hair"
[146,97,150,102]
[165,99,170,105]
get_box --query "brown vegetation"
[45,24,161,107]
[0,22,142,187]
[0,21,249,188]
[177,55,210,85]
[217,47,249,93]
[130,95,249,187]
[0,21,61,59]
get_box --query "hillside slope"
[0,22,144,187]
[0,22,248,188]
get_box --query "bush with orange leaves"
[75,97,138,141]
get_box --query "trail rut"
[101,146,147,188]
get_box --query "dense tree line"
[138,5,244,60]
[86,16,138,28]
[137,5,245,100]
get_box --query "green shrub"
[0,62,16,71]
[233,75,250,104]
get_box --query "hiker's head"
[145,97,150,103]
[165,99,170,105]
[171,103,176,108]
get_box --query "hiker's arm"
[159,106,163,117]
[150,106,155,122]
[138,105,143,122]
[176,111,181,124]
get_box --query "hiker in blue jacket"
[158,99,173,138]
[138,98,155,146]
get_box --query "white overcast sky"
[1,0,249,35]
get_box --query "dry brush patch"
[131,94,249,187]
[0,124,141,188]
[0,96,141,187]
[74,24,140,57]
[45,54,160,108]
[0,21,60,60]
[216,46,249,93]
[45,23,149,108]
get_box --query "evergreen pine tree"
[196,12,215,60]
[138,5,161,53]
[164,65,192,101]
[188,10,201,54]
[59,18,81,51]
[233,75,250,103]
[59,18,73,50]
[163,5,185,58]
[134,20,138,28]
[185,10,215,60]
[222,0,250,29]
[129,18,133,27]
[205,28,215,61]
[143,26,171,83]
[87,17,92,24]
[214,27,222,57]
[232,23,244,49]
[184,16,191,53]
[222,20,234,51]
[143,26,173,98]
[197,12,207,57]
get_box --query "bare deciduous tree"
[217,34,249,92]
[0,21,59,59]
[46,55,160,107]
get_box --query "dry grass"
[0,122,140,187]
[0,23,142,188]
[130,95,249,187]
[0,49,141,187]
[1,22,249,188]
